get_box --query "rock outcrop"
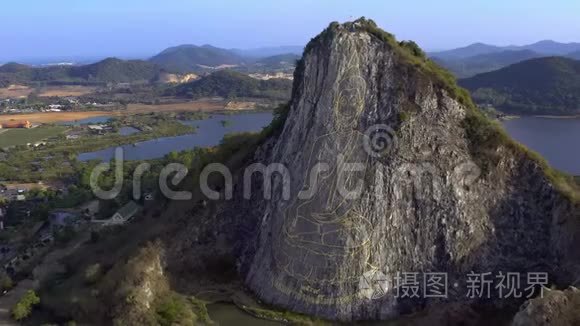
[155,72,199,84]
[512,287,580,326]
[213,19,580,321]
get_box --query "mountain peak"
[149,44,244,73]
[532,39,560,45]
[224,18,580,321]
[98,57,123,64]
[468,42,495,47]
[0,62,31,73]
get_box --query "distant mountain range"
[431,40,580,77]
[148,44,302,73]
[431,50,544,78]
[253,53,301,66]
[431,40,580,59]
[459,56,580,115]
[0,44,302,87]
[230,46,303,58]
[0,58,160,87]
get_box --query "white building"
[93,201,140,227]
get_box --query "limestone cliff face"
[218,20,580,321]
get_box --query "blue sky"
[1,0,579,62]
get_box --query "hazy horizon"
[2,0,580,63]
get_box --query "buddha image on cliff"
[272,49,385,293]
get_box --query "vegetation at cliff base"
[155,293,197,326]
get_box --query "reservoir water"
[77,112,273,161]
[118,126,140,136]
[501,117,580,175]
[58,116,112,126]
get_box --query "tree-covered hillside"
[149,45,245,73]
[460,57,580,115]
[166,70,292,100]
[68,58,160,82]
[0,58,161,87]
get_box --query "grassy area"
[0,114,195,182]
[0,126,67,147]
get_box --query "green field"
[0,126,67,147]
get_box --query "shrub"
[399,40,426,59]
[0,273,13,292]
[261,103,290,138]
[154,293,196,326]
[398,111,410,122]
[84,263,102,285]
[11,290,40,321]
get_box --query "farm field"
[0,85,33,98]
[0,111,117,124]
[0,100,241,124]
[37,85,97,97]
[0,85,97,99]
[125,101,225,112]
[0,126,68,147]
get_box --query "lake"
[502,117,580,175]
[58,115,112,126]
[77,112,273,161]
[118,126,140,136]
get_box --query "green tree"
[11,290,40,321]
[0,273,13,291]
[155,293,196,326]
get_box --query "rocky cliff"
[210,19,580,321]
